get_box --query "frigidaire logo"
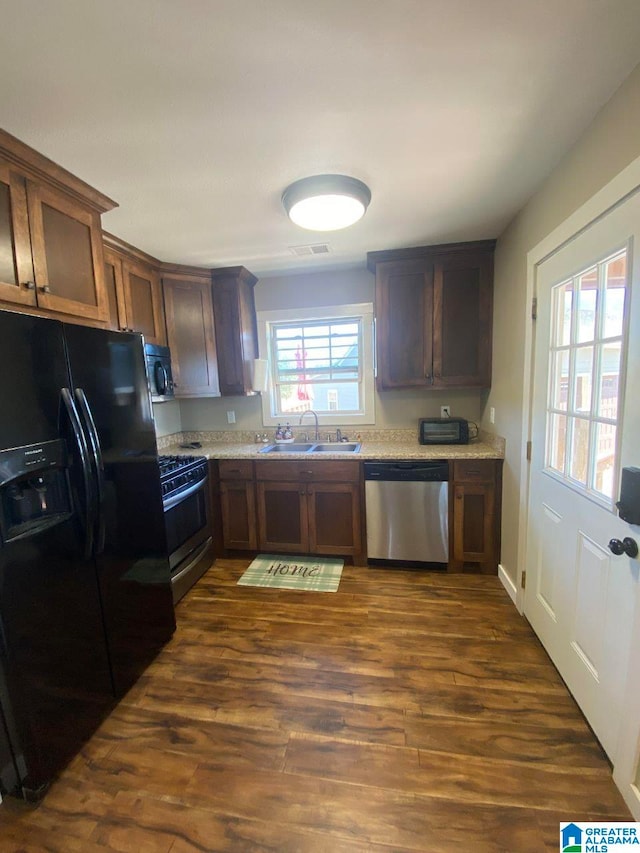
[24,449,44,456]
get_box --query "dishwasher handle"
[363,461,449,482]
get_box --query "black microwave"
[145,343,175,402]
[419,417,471,445]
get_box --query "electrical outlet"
[226,410,236,424]
[489,406,495,424]
[440,406,451,418]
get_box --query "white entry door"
[525,190,640,764]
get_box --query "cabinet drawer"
[255,459,360,483]
[219,459,254,480]
[453,460,496,483]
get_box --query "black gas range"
[158,454,208,504]
[157,454,212,604]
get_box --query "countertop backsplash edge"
[156,428,505,459]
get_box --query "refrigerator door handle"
[60,388,95,560]
[74,388,106,555]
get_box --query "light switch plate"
[440,406,450,418]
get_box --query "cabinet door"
[122,258,166,345]
[163,277,220,396]
[0,161,36,306]
[103,247,128,331]
[256,481,307,553]
[433,252,493,387]
[307,482,361,556]
[375,259,433,389]
[27,180,108,321]
[212,273,258,396]
[220,481,257,550]
[452,481,495,564]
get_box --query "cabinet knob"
[39,285,52,294]
[23,281,35,290]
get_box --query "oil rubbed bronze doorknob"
[608,537,639,558]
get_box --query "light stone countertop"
[159,438,504,461]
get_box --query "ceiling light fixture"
[282,174,371,232]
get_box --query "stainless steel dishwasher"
[364,461,449,563]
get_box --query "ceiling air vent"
[289,243,330,257]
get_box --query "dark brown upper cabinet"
[122,257,166,346]
[163,273,220,397]
[102,241,259,399]
[211,266,259,396]
[0,160,36,308]
[368,240,495,390]
[103,245,129,331]
[0,130,116,323]
[102,234,167,346]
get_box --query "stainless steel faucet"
[298,409,319,440]
[336,428,342,443]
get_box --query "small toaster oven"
[419,417,470,445]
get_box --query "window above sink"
[257,303,375,427]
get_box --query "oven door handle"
[162,473,207,512]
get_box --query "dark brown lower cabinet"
[218,460,257,551]
[255,480,362,556]
[256,481,307,552]
[213,456,500,571]
[255,460,363,560]
[308,483,361,556]
[221,480,257,550]
[450,459,502,573]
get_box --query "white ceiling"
[2,0,640,277]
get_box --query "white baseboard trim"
[498,564,518,607]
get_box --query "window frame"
[257,303,375,427]
[543,246,630,510]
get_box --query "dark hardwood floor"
[0,559,630,852]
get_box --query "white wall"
[487,60,640,584]
[152,399,182,437]
[179,266,484,433]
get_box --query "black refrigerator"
[0,310,176,800]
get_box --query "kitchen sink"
[259,443,316,453]
[259,442,360,454]
[311,443,361,452]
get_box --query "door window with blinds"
[545,248,628,504]
[258,304,375,425]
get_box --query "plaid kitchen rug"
[237,554,344,592]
